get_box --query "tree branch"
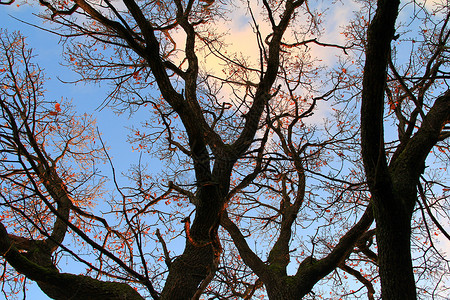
[0,222,145,300]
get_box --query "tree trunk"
[264,275,301,300]
[359,0,417,297]
[160,243,215,299]
[373,194,416,299]
[160,184,223,300]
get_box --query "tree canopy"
[0,0,449,299]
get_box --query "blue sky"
[1,4,142,168]
[1,1,449,299]
[0,4,149,299]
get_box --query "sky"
[0,3,144,299]
[0,3,151,180]
[0,3,351,298]
[0,1,449,299]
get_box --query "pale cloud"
[414,0,440,10]
[166,1,357,125]
[305,1,360,64]
[198,3,270,76]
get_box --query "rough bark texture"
[360,1,416,298]
[0,223,144,300]
[361,0,450,299]
[161,185,224,299]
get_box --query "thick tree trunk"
[160,184,223,300]
[160,243,215,299]
[374,199,416,299]
[359,0,418,298]
[265,278,297,300]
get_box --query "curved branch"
[0,223,145,300]
[339,263,375,300]
[38,0,79,19]
[391,90,450,178]
[220,211,268,280]
[361,0,400,200]
[281,38,352,54]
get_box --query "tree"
[0,0,449,299]
[360,0,450,298]
[0,29,146,299]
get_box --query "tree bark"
[222,203,374,299]
[361,0,419,299]
[0,223,144,300]
[361,2,450,297]
[161,185,223,300]
[373,196,416,299]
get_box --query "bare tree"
[0,0,449,299]
[359,0,450,299]
[0,30,145,299]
